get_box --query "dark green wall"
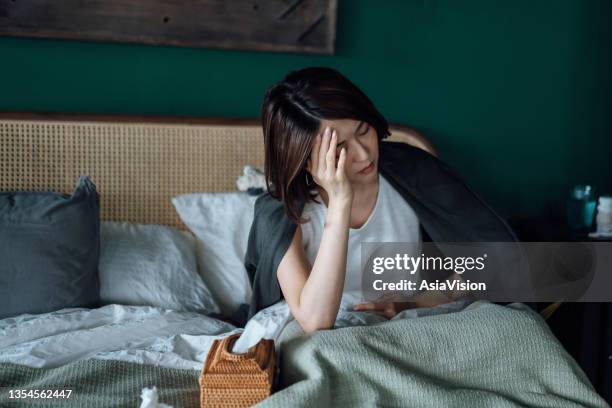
[1,0,610,222]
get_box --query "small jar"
[566,185,597,230]
[595,196,612,233]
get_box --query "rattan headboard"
[0,113,436,230]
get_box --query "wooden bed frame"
[0,112,437,231]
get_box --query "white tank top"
[300,174,422,303]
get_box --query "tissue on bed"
[232,301,292,353]
[236,165,265,193]
[140,386,172,408]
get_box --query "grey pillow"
[0,175,101,319]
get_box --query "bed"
[0,113,608,408]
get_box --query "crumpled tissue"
[236,165,266,195]
[139,386,173,408]
[231,301,292,354]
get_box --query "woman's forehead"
[318,118,363,135]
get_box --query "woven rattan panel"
[0,119,424,230]
[0,120,267,230]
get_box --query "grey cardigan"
[231,141,520,327]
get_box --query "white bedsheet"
[0,304,240,370]
[0,297,474,371]
[233,293,473,353]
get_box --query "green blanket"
[0,302,607,407]
[0,359,200,407]
[256,301,609,408]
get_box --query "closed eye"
[357,123,370,136]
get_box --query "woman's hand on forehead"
[305,126,353,204]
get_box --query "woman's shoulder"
[253,192,286,218]
[379,140,463,186]
[379,140,440,168]
[251,192,317,249]
[246,192,295,262]
[250,192,297,241]
[254,191,319,221]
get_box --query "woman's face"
[316,118,379,186]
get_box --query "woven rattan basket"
[200,333,277,407]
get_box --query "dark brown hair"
[261,67,391,224]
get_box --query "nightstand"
[513,216,611,404]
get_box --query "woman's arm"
[277,197,351,332]
[277,126,353,333]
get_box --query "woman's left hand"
[351,301,414,319]
[352,283,467,319]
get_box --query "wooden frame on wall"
[0,0,338,54]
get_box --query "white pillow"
[171,192,257,317]
[99,222,219,314]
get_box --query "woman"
[239,67,520,332]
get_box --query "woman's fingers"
[383,303,397,318]
[353,302,401,319]
[326,129,337,175]
[319,127,331,173]
[353,302,392,319]
[352,302,384,311]
[336,147,346,179]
